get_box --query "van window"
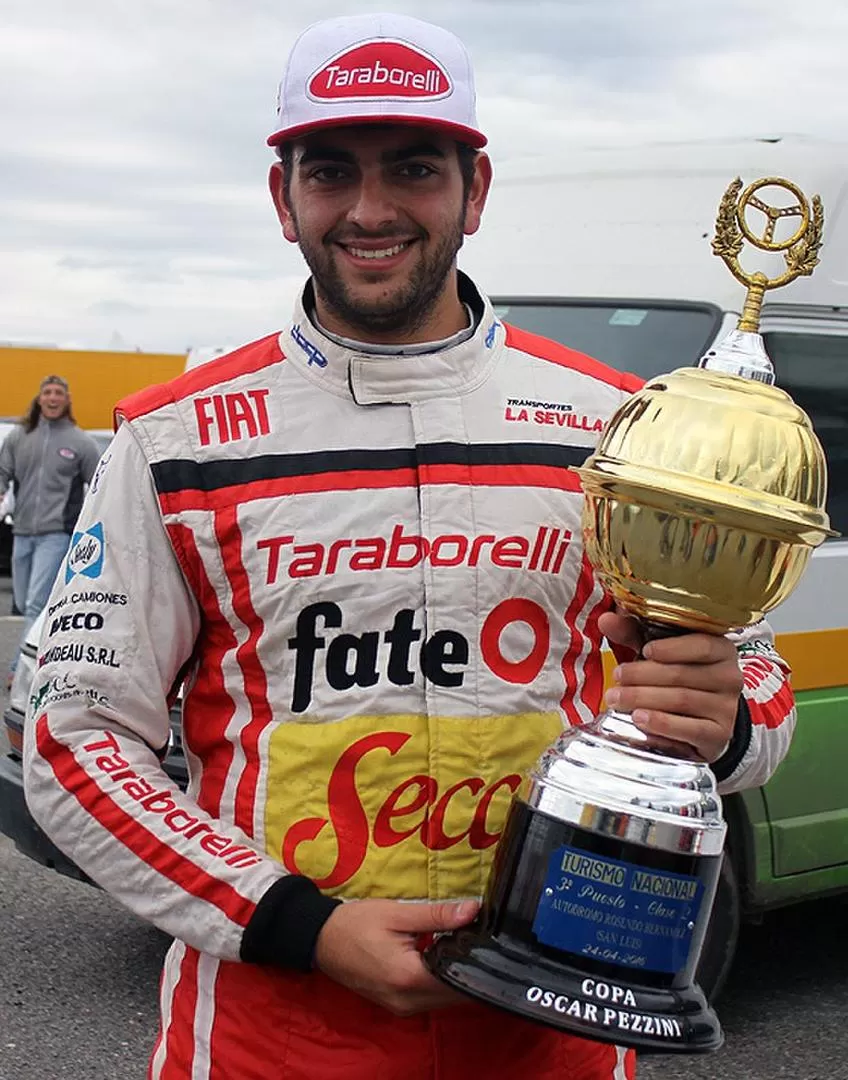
[492,300,721,380]
[763,331,848,537]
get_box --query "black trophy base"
[426,927,722,1054]
[424,796,725,1055]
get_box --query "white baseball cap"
[267,13,487,149]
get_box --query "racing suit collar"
[279,273,503,405]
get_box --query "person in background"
[0,375,101,685]
[24,13,797,1080]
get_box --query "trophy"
[425,177,835,1053]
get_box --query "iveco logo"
[49,611,105,637]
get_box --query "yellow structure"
[0,345,187,430]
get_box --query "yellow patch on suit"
[264,712,563,900]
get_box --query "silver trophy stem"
[696,327,775,384]
[527,712,727,858]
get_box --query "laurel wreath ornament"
[786,194,824,277]
[712,178,745,260]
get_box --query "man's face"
[270,125,490,339]
[38,382,70,420]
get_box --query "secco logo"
[307,41,452,102]
[264,712,562,898]
[66,522,105,584]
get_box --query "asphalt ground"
[0,575,846,1079]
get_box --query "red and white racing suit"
[24,277,796,1079]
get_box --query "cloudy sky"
[2,0,847,354]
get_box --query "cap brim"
[267,114,487,149]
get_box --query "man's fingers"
[389,900,480,934]
[597,611,643,653]
[630,710,729,763]
[313,898,478,1017]
[607,683,735,722]
[623,729,703,761]
[610,660,743,695]
[641,632,738,666]
[600,616,741,669]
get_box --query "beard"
[291,211,466,338]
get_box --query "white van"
[462,134,848,995]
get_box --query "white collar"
[311,303,477,357]
[279,273,504,404]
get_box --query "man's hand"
[599,611,743,763]
[314,898,479,1016]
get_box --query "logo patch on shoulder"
[193,389,271,446]
[66,522,105,583]
[291,324,328,368]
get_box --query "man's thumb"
[391,899,480,932]
[428,900,480,930]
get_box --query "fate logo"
[65,522,105,584]
[285,596,562,713]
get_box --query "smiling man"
[24,13,797,1080]
[270,129,488,340]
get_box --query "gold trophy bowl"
[579,364,834,634]
[426,177,835,1053]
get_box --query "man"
[24,13,796,1080]
[0,374,101,684]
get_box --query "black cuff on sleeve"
[711,695,753,783]
[240,875,342,972]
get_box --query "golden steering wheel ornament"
[712,176,824,332]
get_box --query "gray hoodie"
[0,418,102,536]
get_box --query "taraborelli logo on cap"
[307,40,452,102]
